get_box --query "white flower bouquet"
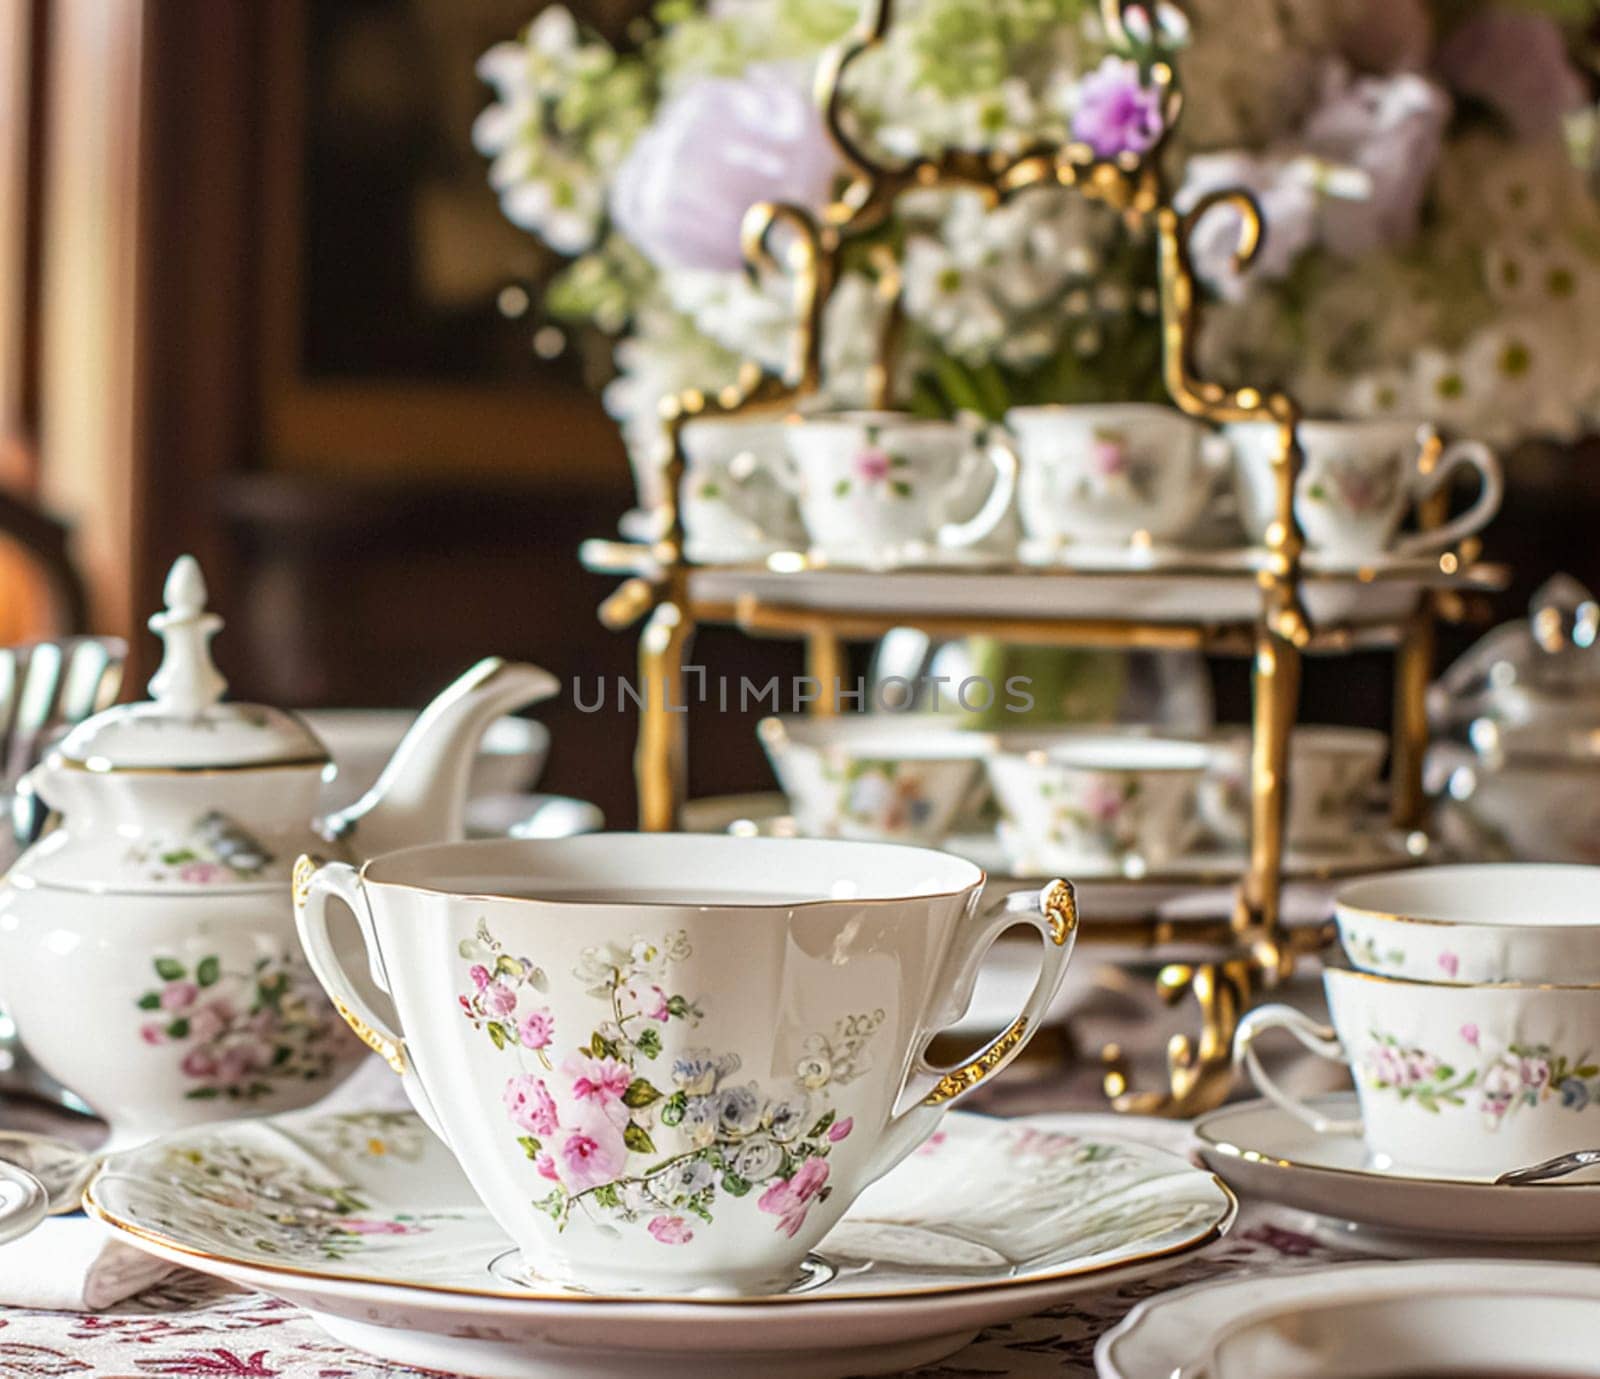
[474,0,1600,510]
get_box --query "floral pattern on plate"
[1362,1031,1600,1128]
[457,920,884,1245]
[88,1107,1237,1304]
[135,951,352,1102]
[133,1139,450,1262]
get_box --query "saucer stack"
[1213,863,1600,1247]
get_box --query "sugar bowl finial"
[146,554,227,716]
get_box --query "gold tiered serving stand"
[580,0,1507,1115]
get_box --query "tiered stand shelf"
[580,0,1508,1116]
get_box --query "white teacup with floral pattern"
[680,417,804,563]
[985,733,1209,874]
[781,411,1017,566]
[1228,419,1503,560]
[1005,403,1232,550]
[1202,726,1388,851]
[1236,967,1600,1178]
[294,834,1076,1295]
[757,714,989,845]
[1336,863,1600,985]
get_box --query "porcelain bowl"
[304,710,550,810]
[1201,726,1387,850]
[1195,1288,1600,1379]
[757,715,989,845]
[1336,863,1600,984]
[985,733,1209,874]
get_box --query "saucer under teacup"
[1194,1094,1600,1244]
[1097,1258,1600,1379]
[88,1107,1235,1379]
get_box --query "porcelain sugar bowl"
[0,556,557,1147]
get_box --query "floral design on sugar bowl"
[134,951,350,1101]
[456,919,884,1245]
[150,1141,445,1262]
[125,811,275,884]
[834,428,913,500]
[1361,1030,1600,1129]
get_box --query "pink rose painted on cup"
[828,1117,853,1143]
[758,1156,831,1238]
[853,447,892,484]
[504,1074,561,1138]
[559,1113,628,1190]
[566,1053,632,1109]
[518,1008,556,1051]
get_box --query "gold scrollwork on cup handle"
[333,998,408,1077]
[921,1015,1030,1106]
[1042,879,1078,946]
[291,852,324,911]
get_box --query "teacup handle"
[1394,436,1503,556]
[937,431,1018,549]
[293,855,453,1146]
[1233,1003,1364,1136]
[863,879,1077,1181]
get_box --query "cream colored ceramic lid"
[54,557,328,772]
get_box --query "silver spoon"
[1495,1149,1600,1186]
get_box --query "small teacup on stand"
[1004,404,1233,554]
[679,417,804,563]
[296,835,1076,1296]
[781,412,1017,566]
[1227,419,1502,561]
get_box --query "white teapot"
[0,556,556,1146]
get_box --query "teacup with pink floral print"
[782,410,1017,564]
[1241,967,1600,1178]
[456,919,882,1248]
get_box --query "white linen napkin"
[0,1215,176,1310]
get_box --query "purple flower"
[1301,68,1450,259]
[1437,10,1586,142]
[610,71,838,272]
[1071,57,1164,160]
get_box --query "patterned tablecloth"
[0,964,1375,1378]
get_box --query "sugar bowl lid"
[54,557,327,773]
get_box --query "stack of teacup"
[1237,862,1600,1179]
[678,405,1502,567]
